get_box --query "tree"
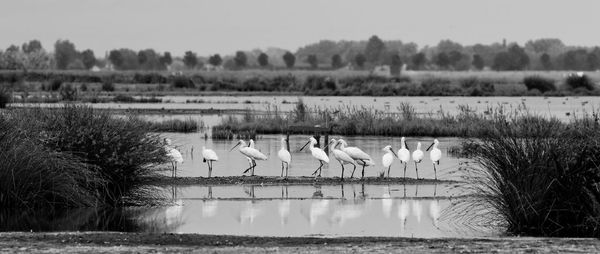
[81,49,96,69]
[331,54,342,68]
[306,54,318,69]
[208,54,222,66]
[183,51,198,68]
[492,44,529,71]
[540,53,552,70]
[364,35,386,64]
[354,53,366,68]
[137,49,162,70]
[472,54,484,70]
[108,50,123,69]
[282,51,295,68]
[411,53,426,70]
[434,52,450,69]
[54,40,78,69]
[6,45,19,53]
[22,40,42,53]
[233,51,247,68]
[160,52,172,67]
[257,53,269,67]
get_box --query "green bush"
[49,79,63,91]
[523,76,556,93]
[565,74,595,90]
[0,87,11,108]
[171,76,195,89]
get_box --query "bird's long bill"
[404,141,409,150]
[391,150,398,157]
[229,142,240,152]
[426,142,434,151]
[299,140,310,151]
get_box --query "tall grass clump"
[464,112,600,237]
[7,105,169,206]
[0,119,104,208]
[144,118,203,132]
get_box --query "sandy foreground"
[0,232,599,253]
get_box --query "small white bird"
[230,140,268,176]
[201,146,218,177]
[329,139,356,180]
[397,137,411,178]
[300,137,329,177]
[278,137,292,178]
[382,145,397,178]
[164,138,183,177]
[245,139,256,169]
[426,139,442,180]
[412,142,424,179]
[338,139,373,178]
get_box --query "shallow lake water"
[162,134,466,181]
[0,184,496,238]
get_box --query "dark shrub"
[171,76,195,89]
[565,74,595,90]
[60,84,77,101]
[0,86,11,108]
[80,83,88,92]
[523,76,556,93]
[49,79,63,91]
[101,80,115,92]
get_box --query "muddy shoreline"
[144,175,460,186]
[1,232,599,253]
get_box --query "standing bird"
[412,142,424,179]
[164,138,183,177]
[278,137,291,178]
[381,145,397,178]
[397,137,411,178]
[201,146,218,177]
[338,139,373,178]
[230,140,268,176]
[329,139,356,180]
[300,137,329,177]
[426,139,442,180]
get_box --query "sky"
[2,0,600,56]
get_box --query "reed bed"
[462,111,600,237]
[143,117,203,132]
[0,105,169,208]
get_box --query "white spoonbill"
[201,146,218,177]
[412,142,424,179]
[278,137,291,178]
[397,137,411,178]
[164,138,183,177]
[426,139,442,180]
[245,139,256,169]
[300,137,329,177]
[230,140,268,176]
[329,139,356,180]
[382,145,397,178]
[338,139,373,178]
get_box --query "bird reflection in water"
[278,185,290,226]
[201,186,218,218]
[331,184,366,227]
[428,184,440,228]
[381,185,393,218]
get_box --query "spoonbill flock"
[167,136,442,180]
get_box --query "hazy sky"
[2,0,600,56]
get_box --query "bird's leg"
[403,163,407,179]
[341,163,345,181]
[251,160,256,176]
[360,160,366,179]
[414,162,419,179]
[351,164,356,178]
[319,161,323,177]
[208,161,212,178]
[281,162,284,177]
[171,162,175,178]
[387,166,391,178]
[433,163,437,180]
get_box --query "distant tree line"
[1,37,600,71]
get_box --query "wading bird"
[426,139,442,180]
[164,138,183,177]
[278,137,291,178]
[201,146,218,177]
[338,139,373,178]
[397,137,411,178]
[300,137,329,177]
[329,139,356,180]
[230,140,267,176]
[382,145,397,178]
[412,142,424,179]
